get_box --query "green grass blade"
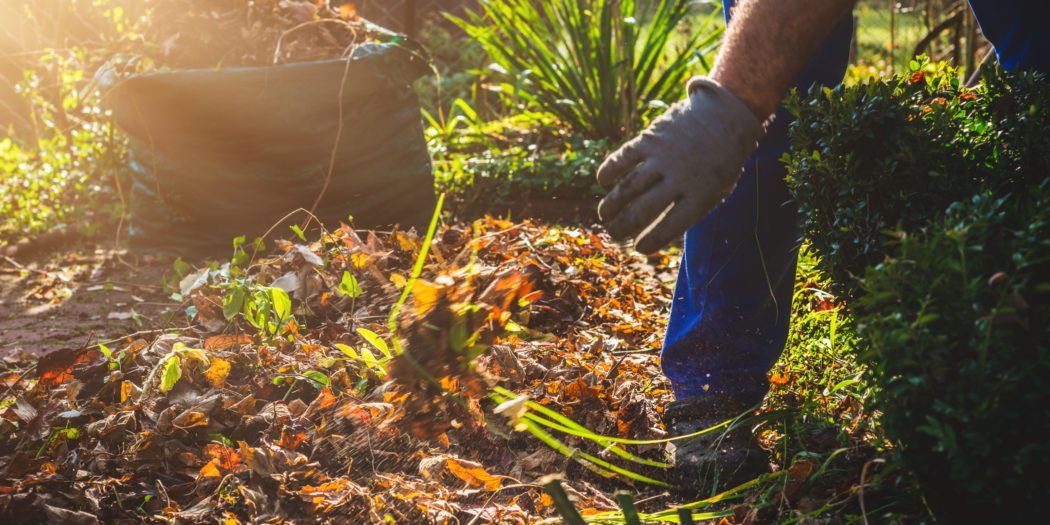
[544,478,587,525]
[614,491,642,525]
[388,193,445,346]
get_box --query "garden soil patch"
[0,248,177,359]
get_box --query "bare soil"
[0,243,179,359]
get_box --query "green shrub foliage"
[787,64,1050,520]
[784,61,1050,298]
[858,183,1050,520]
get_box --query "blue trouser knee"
[661,2,853,404]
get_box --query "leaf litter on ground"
[0,210,890,524]
[0,215,695,523]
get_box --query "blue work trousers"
[662,0,1049,404]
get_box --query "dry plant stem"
[272,18,362,65]
[310,54,354,216]
[858,457,886,525]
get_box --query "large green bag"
[104,43,435,253]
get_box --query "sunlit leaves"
[452,0,723,140]
[356,328,390,358]
[160,355,182,394]
[338,270,362,298]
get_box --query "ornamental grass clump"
[452,0,723,142]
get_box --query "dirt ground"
[0,243,179,359]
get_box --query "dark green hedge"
[785,62,1050,520]
[784,61,1050,299]
[858,184,1050,520]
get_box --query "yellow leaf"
[395,231,419,252]
[204,357,232,388]
[171,410,209,429]
[120,380,135,403]
[389,273,407,289]
[350,252,372,269]
[446,457,502,491]
[199,459,222,479]
[412,279,440,316]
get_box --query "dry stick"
[1,255,68,281]
[245,208,328,271]
[271,18,362,65]
[309,52,355,216]
[271,20,364,220]
[859,457,886,525]
[94,327,195,348]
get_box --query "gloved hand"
[596,77,765,254]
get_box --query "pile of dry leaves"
[0,217,684,523]
[145,0,393,69]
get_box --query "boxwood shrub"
[784,61,1050,298]
[858,183,1050,520]
[785,63,1050,520]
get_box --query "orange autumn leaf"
[204,334,252,351]
[301,479,353,494]
[280,430,308,451]
[446,457,502,491]
[38,347,100,387]
[171,410,209,429]
[199,459,223,479]
[316,387,337,410]
[770,372,790,385]
[412,279,441,316]
[120,381,135,403]
[337,3,357,20]
[788,458,818,482]
[203,443,241,470]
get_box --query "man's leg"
[662,3,854,407]
[965,1,1049,75]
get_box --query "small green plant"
[334,327,395,377]
[425,101,608,215]
[133,342,211,397]
[452,0,723,141]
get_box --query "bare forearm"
[711,0,855,120]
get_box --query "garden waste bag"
[103,43,435,253]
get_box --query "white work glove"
[596,77,765,254]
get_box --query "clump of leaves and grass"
[0,206,698,522]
